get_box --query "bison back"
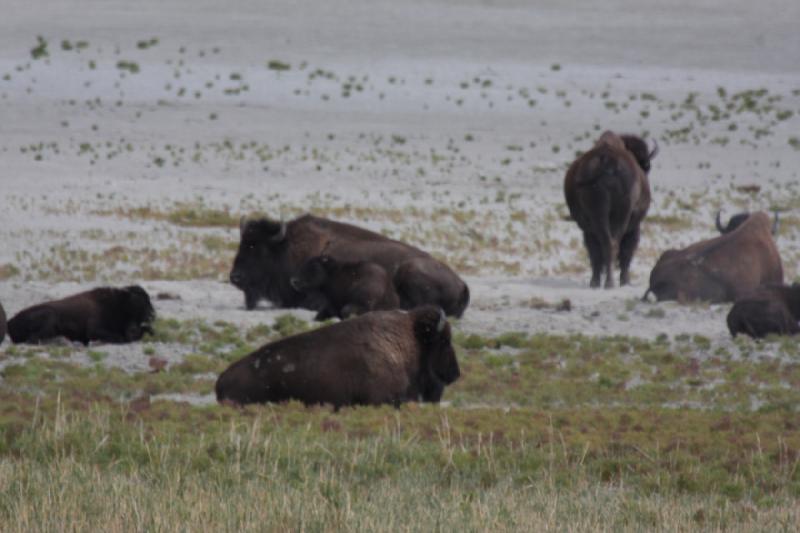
[394,257,469,317]
[216,310,420,407]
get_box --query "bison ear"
[413,307,447,345]
[268,221,287,245]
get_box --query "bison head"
[229,217,288,310]
[620,135,658,173]
[413,306,460,386]
[123,285,156,339]
[290,255,336,293]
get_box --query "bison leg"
[618,226,641,286]
[597,230,615,289]
[583,232,604,288]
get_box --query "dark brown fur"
[7,286,155,345]
[564,131,656,288]
[727,284,800,338]
[215,306,460,408]
[229,214,469,316]
[644,212,783,303]
[0,300,6,344]
[290,255,400,320]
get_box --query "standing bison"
[727,284,800,338]
[229,214,469,317]
[643,211,783,303]
[0,299,6,344]
[289,255,400,320]
[564,131,657,288]
[215,306,460,408]
[7,285,155,345]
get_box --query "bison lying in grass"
[727,284,800,338]
[643,211,783,303]
[229,214,470,317]
[215,306,460,408]
[7,285,155,345]
[564,131,657,288]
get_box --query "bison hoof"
[590,278,601,289]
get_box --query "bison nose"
[230,271,243,286]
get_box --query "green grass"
[0,395,798,531]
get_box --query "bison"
[564,131,658,288]
[215,306,460,408]
[289,255,400,320]
[0,300,6,344]
[716,210,779,235]
[7,285,155,345]
[229,214,469,317]
[727,284,800,338]
[643,211,783,303]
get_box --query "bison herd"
[0,130,795,409]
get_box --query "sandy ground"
[1,0,799,380]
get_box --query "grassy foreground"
[0,394,798,532]
[1,322,799,531]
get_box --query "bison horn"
[715,210,724,233]
[270,221,287,243]
[648,138,659,160]
[772,211,780,236]
[436,309,447,333]
[239,215,248,234]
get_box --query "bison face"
[414,307,461,385]
[125,285,155,320]
[290,255,336,293]
[230,218,288,310]
[123,285,156,339]
[621,135,657,173]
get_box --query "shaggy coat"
[215,306,460,408]
[229,214,469,316]
[564,131,657,288]
[290,255,400,320]
[644,212,783,303]
[727,284,800,338]
[0,300,6,344]
[7,286,155,345]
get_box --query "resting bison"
[215,306,460,407]
[727,284,800,338]
[0,300,6,344]
[290,255,400,320]
[564,131,657,288]
[7,286,155,345]
[716,210,779,235]
[643,211,783,303]
[229,214,469,317]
